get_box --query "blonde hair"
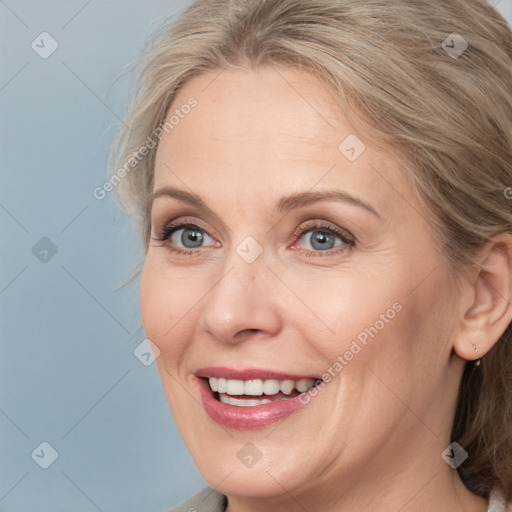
[109,0,512,501]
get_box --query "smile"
[209,377,317,406]
[195,368,324,429]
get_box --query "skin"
[140,66,512,511]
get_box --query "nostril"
[232,329,261,341]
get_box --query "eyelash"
[292,221,355,258]
[151,221,211,258]
[151,220,355,259]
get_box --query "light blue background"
[1,1,511,511]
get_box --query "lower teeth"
[217,394,295,407]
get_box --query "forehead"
[153,66,413,215]
[160,68,341,158]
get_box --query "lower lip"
[196,377,319,429]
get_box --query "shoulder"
[488,487,512,512]
[164,487,226,512]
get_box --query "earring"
[471,343,481,370]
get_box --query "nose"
[198,252,282,344]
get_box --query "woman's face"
[141,67,466,502]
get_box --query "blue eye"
[152,222,213,254]
[302,230,340,251]
[172,226,210,249]
[151,220,355,258]
[292,222,355,257]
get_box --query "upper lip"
[196,366,321,381]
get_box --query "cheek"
[332,269,458,398]
[140,261,190,359]
[288,269,404,344]
[295,264,444,379]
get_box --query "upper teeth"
[208,377,317,396]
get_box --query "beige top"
[167,486,511,512]
[167,487,226,512]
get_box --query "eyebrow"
[151,187,215,217]
[276,190,381,218]
[150,187,381,219]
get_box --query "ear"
[453,234,512,361]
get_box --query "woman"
[109,0,512,510]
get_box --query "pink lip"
[196,366,319,381]
[194,369,323,429]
